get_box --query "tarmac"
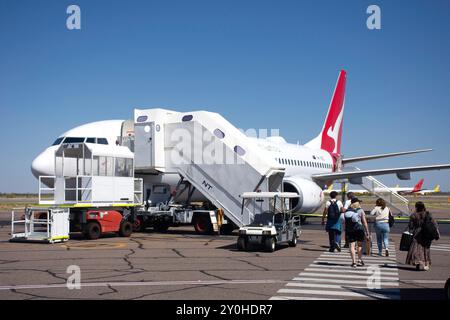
[0,202,449,300]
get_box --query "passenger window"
[97,138,108,145]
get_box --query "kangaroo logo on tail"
[305,70,347,156]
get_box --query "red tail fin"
[412,179,424,192]
[305,70,346,155]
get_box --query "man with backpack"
[322,191,344,252]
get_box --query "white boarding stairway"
[350,166,411,216]
[164,111,285,228]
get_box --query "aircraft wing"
[342,149,432,164]
[312,164,450,184]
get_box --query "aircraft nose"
[31,149,55,179]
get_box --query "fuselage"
[31,119,333,212]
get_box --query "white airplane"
[414,185,440,195]
[345,178,425,195]
[31,70,450,213]
[323,179,426,195]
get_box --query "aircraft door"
[135,122,154,169]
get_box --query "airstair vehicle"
[131,109,285,233]
[11,142,143,242]
[348,166,411,216]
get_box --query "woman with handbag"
[343,198,370,268]
[370,198,392,257]
[406,202,440,271]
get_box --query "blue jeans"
[374,221,390,253]
[328,229,342,250]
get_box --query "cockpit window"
[86,137,96,143]
[63,137,85,144]
[97,138,108,145]
[52,137,64,146]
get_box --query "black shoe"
[351,263,357,268]
[357,260,365,267]
[335,243,341,252]
[328,248,335,252]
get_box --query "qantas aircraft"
[31,70,450,212]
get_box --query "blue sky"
[0,0,449,192]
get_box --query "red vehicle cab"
[82,210,133,240]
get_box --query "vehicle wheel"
[237,237,247,251]
[153,222,170,233]
[289,233,297,247]
[193,215,213,234]
[264,237,276,252]
[445,278,450,300]
[119,221,133,237]
[84,222,101,240]
[132,216,146,232]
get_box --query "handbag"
[388,210,395,228]
[400,231,414,251]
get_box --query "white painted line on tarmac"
[286,282,396,290]
[277,288,400,299]
[304,268,399,276]
[292,277,399,286]
[0,279,285,291]
[401,280,446,284]
[430,248,450,252]
[297,272,399,280]
[315,257,397,264]
[309,263,399,270]
[432,244,450,248]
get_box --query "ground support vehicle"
[237,192,301,252]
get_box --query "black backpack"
[421,212,439,241]
[327,201,340,220]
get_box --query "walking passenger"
[343,192,355,212]
[406,202,440,271]
[343,198,370,268]
[370,198,391,257]
[322,191,344,252]
[342,192,355,248]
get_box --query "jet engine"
[283,177,324,213]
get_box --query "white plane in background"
[31,70,450,213]
[414,185,441,195]
[346,179,425,195]
[323,179,432,195]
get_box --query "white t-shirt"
[344,199,352,210]
[370,206,390,222]
[325,199,343,211]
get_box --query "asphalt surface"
[0,211,449,300]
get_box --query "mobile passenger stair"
[133,109,285,228]
[349,166,411,216]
